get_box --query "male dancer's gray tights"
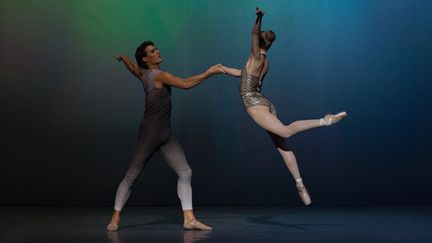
[113,125,193,211]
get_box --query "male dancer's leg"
[159,135,212,230]
[159,135,192,210]
[107,126,165,231]
[114,139,159,211]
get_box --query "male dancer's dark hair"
[135,40,154,69]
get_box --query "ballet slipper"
[107,222,119,231]
[183,219,212,231]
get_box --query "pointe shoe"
[107,222,119,231]
[183,219,212,231]
[297,183,312,206]
[320,111,348,126]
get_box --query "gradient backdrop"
[1,0,431,207]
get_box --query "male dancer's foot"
[183,219,212,230]
[296,178,312,206]
[107,210,121,231]
[320,111,348,126]
[183,210,212,230]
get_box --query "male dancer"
[107,40,223,231]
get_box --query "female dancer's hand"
[207,64,225,75]
[256,7,264,17]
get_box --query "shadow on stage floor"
[1,206,431,242]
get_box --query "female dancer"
[221,8,347,205]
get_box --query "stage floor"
[1,206,431,242]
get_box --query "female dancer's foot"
[183,219,212,230]
[107,210,121,231]
[296,179,312,206]
[320,111,348,126]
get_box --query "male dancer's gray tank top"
[141,69,172,127]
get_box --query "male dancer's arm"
[155,64,224,90]
[251,7,264,60]
[115,55,142,79]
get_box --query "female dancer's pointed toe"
[297,183,312,206]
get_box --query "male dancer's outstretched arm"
[155,64,223,90]
[116,55,223,89]
[115,55,141,79]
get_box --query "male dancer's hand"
[114,55,125,62]
[207,64,225,75]
[114,55,141,78]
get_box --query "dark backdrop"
[1,0,431,206]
